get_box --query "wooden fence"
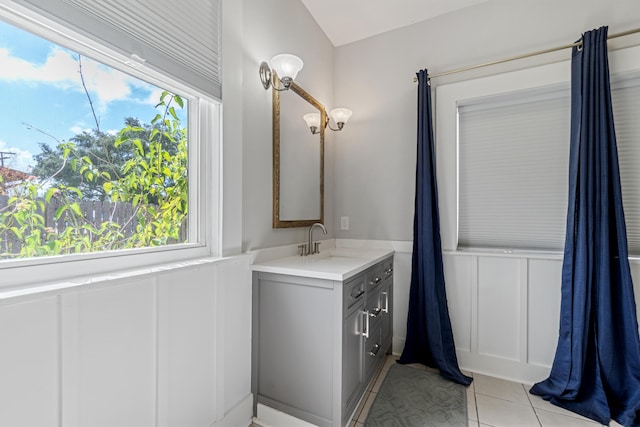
[0,194,185,255]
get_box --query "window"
[455,73,640,254]
[0,1,220,287]
[0,19,194,258]
[436,47,640,255]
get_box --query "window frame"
[0,3,220,290]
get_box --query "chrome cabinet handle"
[362,310,370,338]
[382,291,389,313]
[370,277,381,286]
[369,307,382,317]
[352,290,365,300]
[385,267,393,275]
[369,344,381,357]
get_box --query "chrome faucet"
[302,222,327,256]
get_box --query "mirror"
[273,81,325,228]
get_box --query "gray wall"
[333,0,640,242]
[242,0,335,252]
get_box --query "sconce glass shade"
[303,113,322,135]
[270,54,304,84]
[329,108,353,129]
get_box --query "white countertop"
[251,247,394,281]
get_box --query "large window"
[456,74,640,254]
[0,1,220,287]
[0,19,194,259]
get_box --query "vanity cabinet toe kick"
[252,253,394,427]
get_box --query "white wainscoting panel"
[477,257,522,361]
[527,259,562,368]
[443,255,473,352]
[157,266,217,427]
[0,297,60,427]
[73,278,157,427]
[217,256,252,420]
[0,256,253,427]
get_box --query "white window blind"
[458,78,640,254]
[458,89,571,252]
[15,0,221,98]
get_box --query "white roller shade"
[458,77,640,255]
[15,0,221,98]
[458,89,571,252]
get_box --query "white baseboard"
[457,352,551,385]
[212,394,254,427]
[391,336,550,385]
[253,403,317,427]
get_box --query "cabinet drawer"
[343,274,366,313]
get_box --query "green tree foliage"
[0,92,188,258]
[31,117,151,201]
[108,91,188,247]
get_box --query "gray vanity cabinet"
[252,255,394,427]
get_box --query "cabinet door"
[257,279,334,420]
[342,304,364,416]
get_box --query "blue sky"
[0,19,186,173]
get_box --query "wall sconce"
[303,108,353,135]
[303,113,323,135]
[259,54,304,91]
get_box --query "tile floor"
[253,354,625,427]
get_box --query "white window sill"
[0,255,242,303]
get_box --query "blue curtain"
[530,27,640,426]
[398,70,472,386]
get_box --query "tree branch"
[78,55,100,133]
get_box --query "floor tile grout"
[522,383,543,427]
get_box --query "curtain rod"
[413,27,640,82]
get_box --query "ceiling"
[300,0,488,46]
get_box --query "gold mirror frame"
[273,81,325,228]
